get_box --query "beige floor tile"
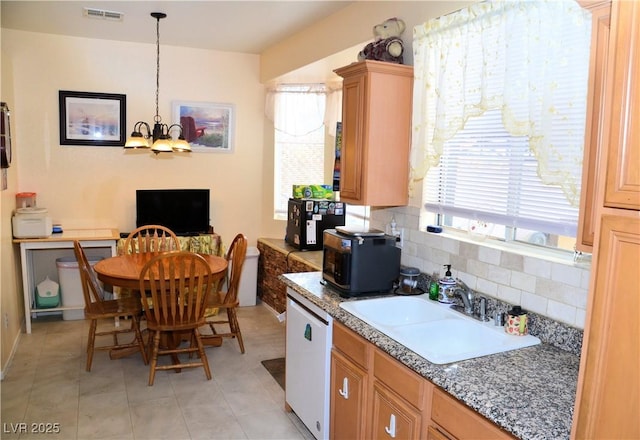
[180,400,248,439]
[237,408,306,440]
[1,303,314,440]
[20,398,78,440]
[130,396,190,440]
[77,391,133,439]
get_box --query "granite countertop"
[280,271,580,440]
[258,237,323,270]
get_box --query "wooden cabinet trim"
[577,1,611,251]
[333,320,370,369]
[373,348,426,410]
[603,0,640,209]
[431,388,515,440]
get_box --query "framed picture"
[59,90,126,146]
[173,101,234,153]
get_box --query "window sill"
[433,229,592,269]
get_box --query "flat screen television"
[136,189,210,236]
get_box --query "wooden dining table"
[93,251,228,356]
[94,252,228,290]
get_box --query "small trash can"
[238,246,260,306]
[56,256,103,320]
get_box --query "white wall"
[4,30,264,243]
[0,29,265,373]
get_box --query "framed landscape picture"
[173,101,235,153]
[59,90,126,146]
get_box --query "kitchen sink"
[339,295,452,327]
[340,295,540,364]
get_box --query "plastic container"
[35,277,60,309]
[56,256,103,320]
[238,246,260,306]
[16,192,36,209]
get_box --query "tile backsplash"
[371,206,591,330]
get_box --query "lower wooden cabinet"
[330,321,370,439]
[371,381,422,439]
[330,350,368,440]
[330,321,513,440]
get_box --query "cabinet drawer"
[373,348,426,410]
[431,388,514,439]
[333,321,369,369]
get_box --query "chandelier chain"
[154,15,161,123]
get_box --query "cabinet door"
[427,426,453,440]
[339,73,365,202]
[330,350,368,440]
[603,0,640,209]
[577,1,611,251]
[335,61,413,206]
[370,381,421,440]
[573,214,640,439]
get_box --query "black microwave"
[322,228,400,296]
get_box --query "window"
[269,84,370,228]
[271,85,327,220]
[412,0,592,251]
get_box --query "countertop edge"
[257,237,322,271]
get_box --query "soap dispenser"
[438,264,456,304]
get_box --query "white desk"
[13,229,119,333]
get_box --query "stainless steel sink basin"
[339,295,540,364]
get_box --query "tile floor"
[1,304,314,440]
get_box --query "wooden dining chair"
[73,241,148,371]
[123,225,181,254]
[139,251,223,386]
[203,233,248,353]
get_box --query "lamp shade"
[151,137,173,153]
[124,134,150,149]
[172,138,192,152]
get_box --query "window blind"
[420,0,591,238]
[424,110,580,237]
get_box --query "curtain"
[410,0,591,206]
[265,84,342,137]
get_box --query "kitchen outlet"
[3,312,8,328]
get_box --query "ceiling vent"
[83,8,123,21]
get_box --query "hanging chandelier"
[124,12,190,154]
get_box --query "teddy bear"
[357,17,406,64]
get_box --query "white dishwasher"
[285,287,333,440]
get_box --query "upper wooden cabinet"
[602,0,640,210]
[577,1,612,251]
[334,61,413,206]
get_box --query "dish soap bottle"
[438,264,456,304]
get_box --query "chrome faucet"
[452,278,475,315]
